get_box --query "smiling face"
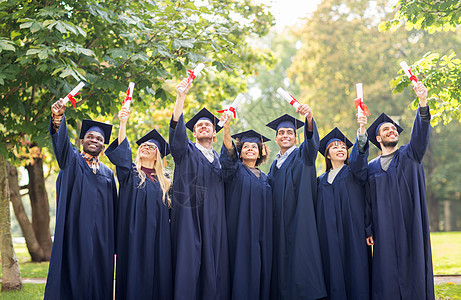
[274,127,296,151]
[240,142,260,163]
[326,141,348,164]
[193,119,216,142]
[81,131,105,156]
[139,142,158,162]
[377,122,399,148]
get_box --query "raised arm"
[350,114,369,184]
[297,103,319,165]
[49,98,74,169]
[118,106,130,145]
[409,82,431,163]
[172,78,191,122]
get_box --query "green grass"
[432,232,461,275]
[435,283,461,299]
[0,232,460,299]
[0,244,49,279]
[0,283,45,300]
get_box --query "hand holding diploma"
[400,61,423,95]
[178,63,205,93]
[119,106,130,124]
[354,83,370,117]
[276,87,310,118]
[217,93,245,127]
[53,82,85,114]
[122,82,135,112]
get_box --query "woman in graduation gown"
[219,116,272,300]
[315,115,371,300]
[106,106,173,300]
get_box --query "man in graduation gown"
[169,79,230,300]
[366,82,434,300]
[267,107,327,300]
[45,99,116,299]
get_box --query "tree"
[0,155,22,291]
[0,0,275,258]
[380,0,461,124]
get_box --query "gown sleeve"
[219,143,240,182]
[408,107,431,163]
[349,136,369,185]
[298,118,319,165]
[105,137,134,183]
[49,114,75,170]
[169,114,190,162]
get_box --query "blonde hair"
[135,147,171,207]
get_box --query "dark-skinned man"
[44,98,116,300]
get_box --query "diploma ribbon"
[408,69,418,83]
[123,87,132,104]
[289,95,299,106]
[217,107,237,119]
[187,69,197,81]
[67,92,80,108]
[354,98,371,116]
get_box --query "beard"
[381,139,398,149]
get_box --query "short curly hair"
[235,140,270,167]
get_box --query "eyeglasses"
[140,143,157,151]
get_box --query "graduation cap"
[367,113,404,150]
[185,108,222,133]
[231,129,270,144]
[136,129,170,158]
[319,127,353,157]
[265,114,304,132]
[79,119,112,144]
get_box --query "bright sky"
[259,0,322,30]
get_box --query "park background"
[1,0,460,298]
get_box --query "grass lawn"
[1,232,460,299]
[432,232,461,275]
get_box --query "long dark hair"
[235,140,270,167]
[324,141,349,172]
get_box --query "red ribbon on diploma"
[123,87,131,104]
[289,95,299,106]
[67,92,80,108]
[187,69,196,81]
[217,107,237,119]
[408,69,418,83]
[354,98,371,116]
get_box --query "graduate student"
[169,79,230,300]
[266,108,327,299]
[105,106,173,300]
[45,99,116,300]
[316,115,370,300]
[366,82,434,300]
[219,116,272,300]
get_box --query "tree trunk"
[0,155,23,291]
[7,162,45,262]
[444,200,452,231]
[25,155,52,260]
[424,132,439,232]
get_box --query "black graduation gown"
[44,116,116,300]
[105,138,173,300]
[169,114,230,300]
[268,120,327,300]
[220,144,272,300]
[366,109,434,300]
[316,139,371,300]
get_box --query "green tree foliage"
[0,0,275,158]
[379,0,461,124]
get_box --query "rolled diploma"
[276,87,308,117]
[61,82,85,105]
[356,83,364,117]
[217,93,245,127]
[178,63,205,92]
[123,82,135,110]
[399,61,418,87]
